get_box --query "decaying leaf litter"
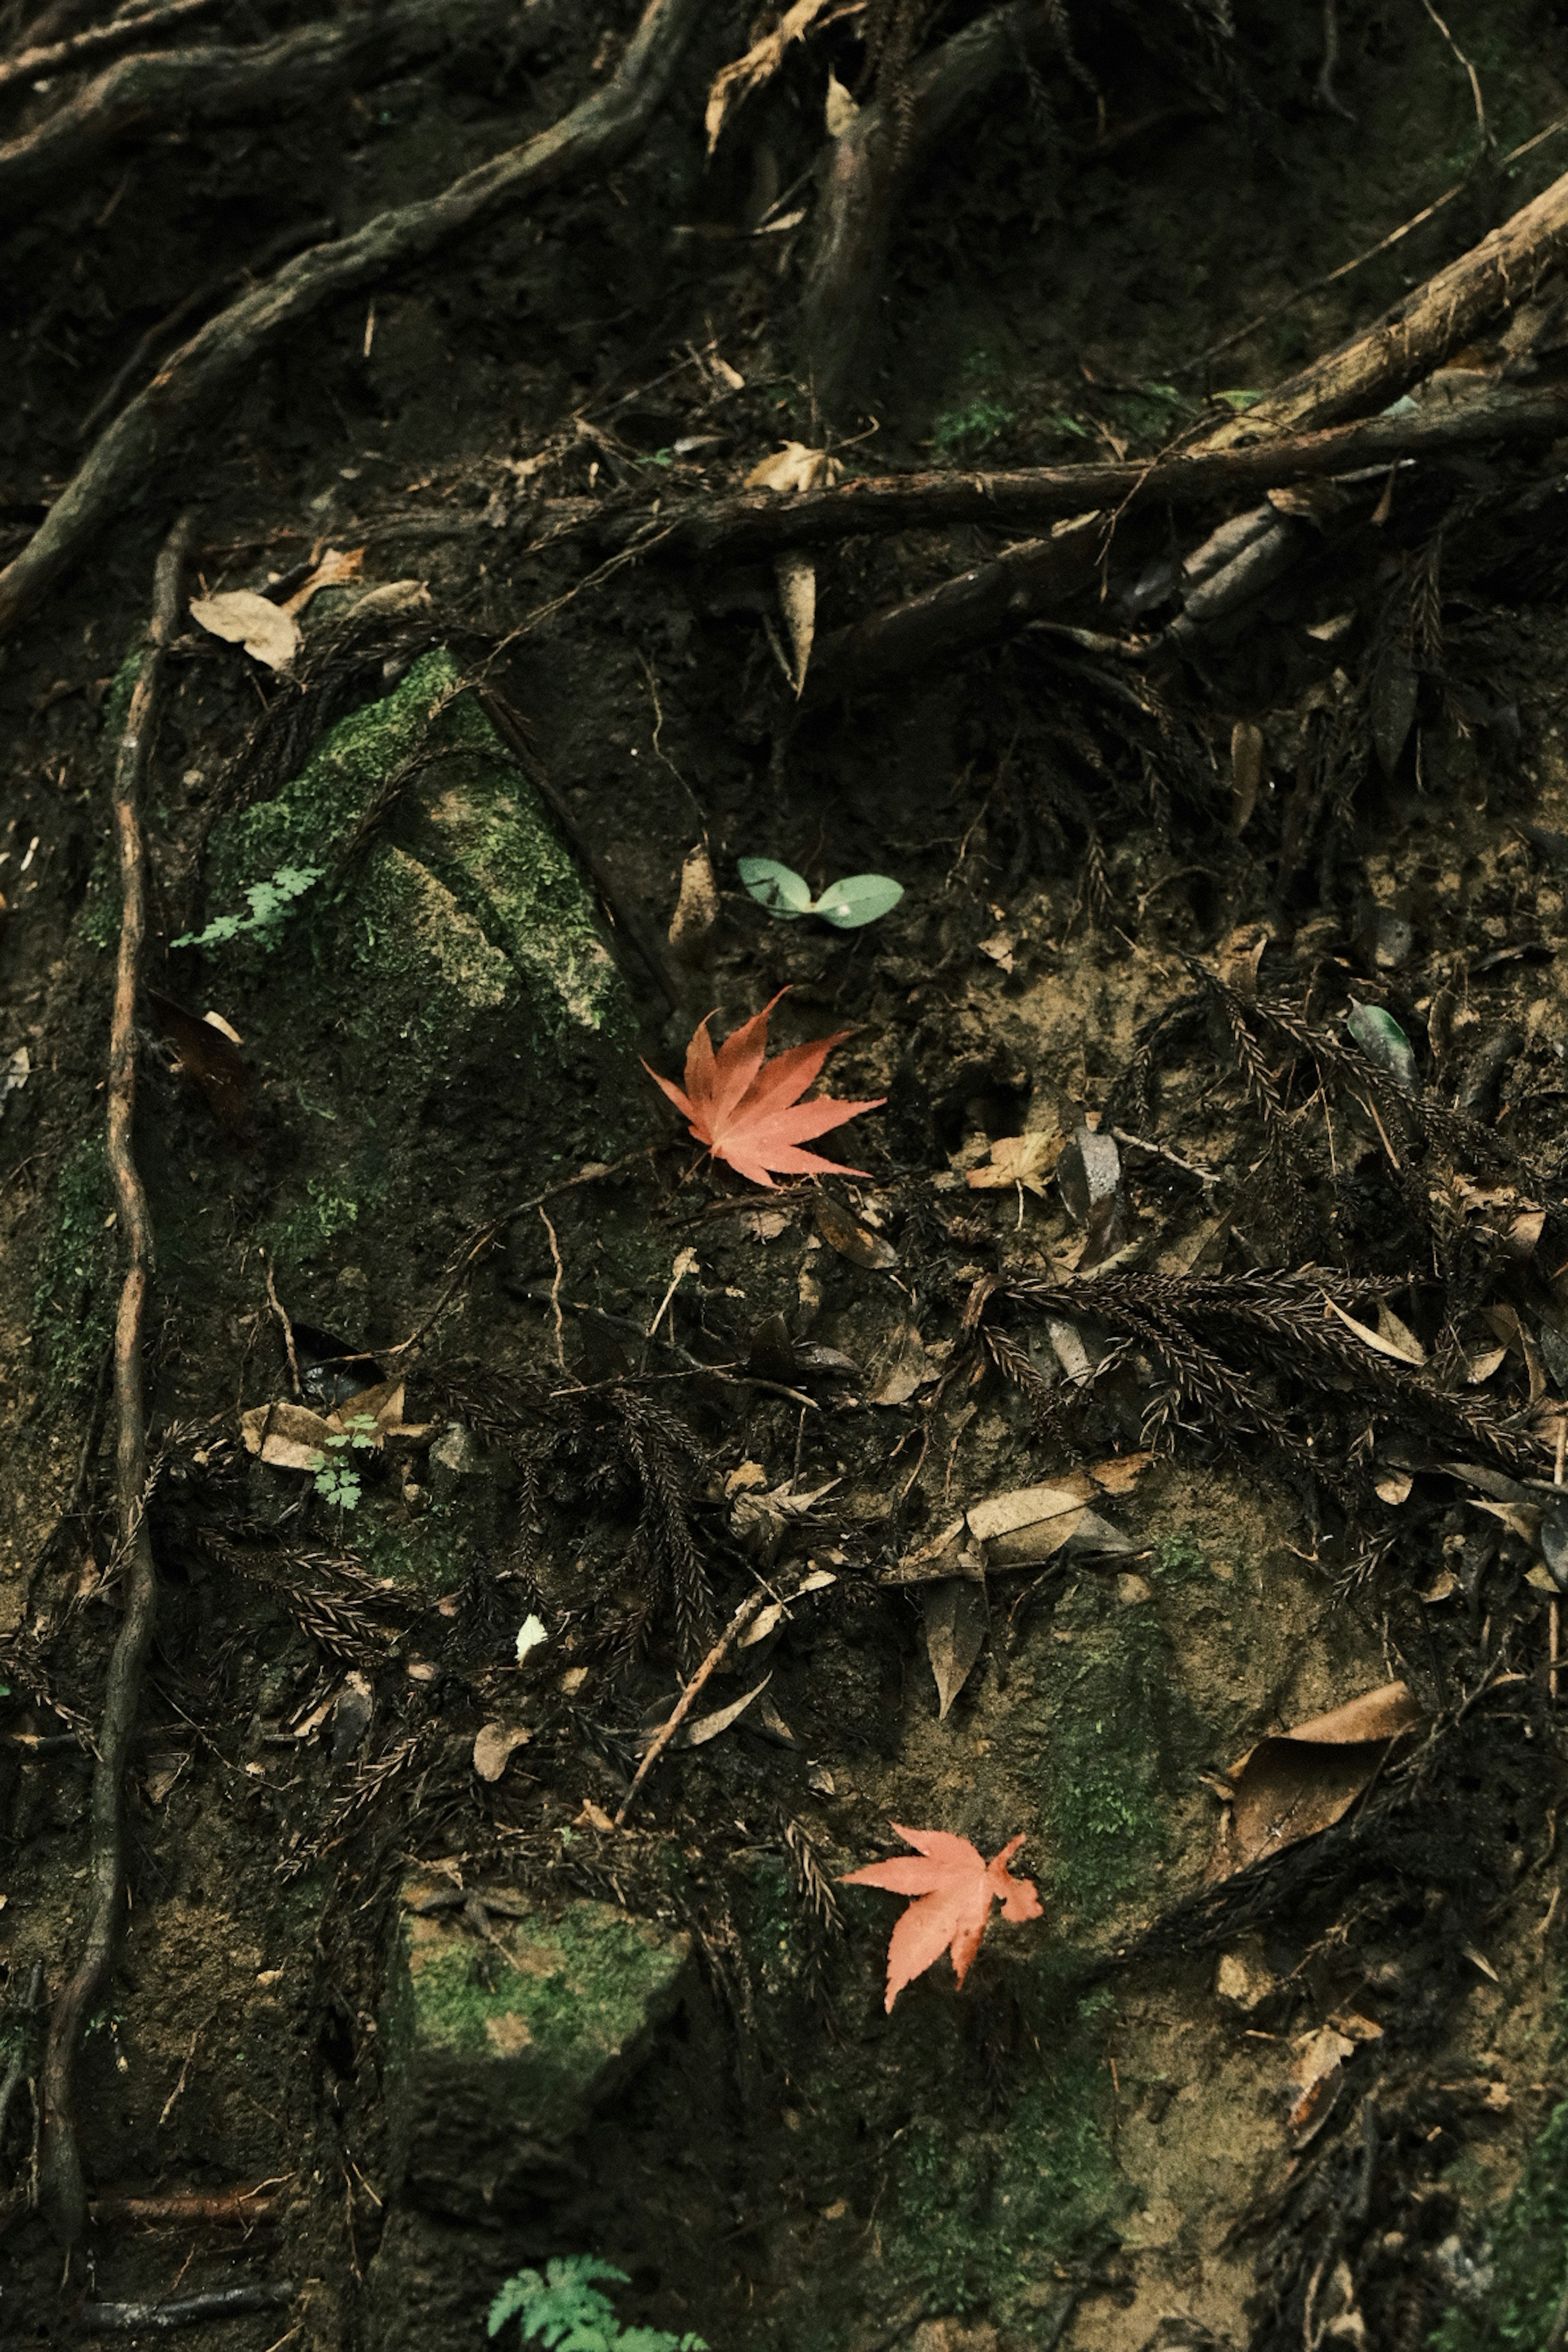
[6,1,1568,2348]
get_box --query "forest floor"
[6,2,1568,2350]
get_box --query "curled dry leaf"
[1209,1680,1425,1880]
[743,440,840,496]
[824,66,859,134]
[966,1129,1064,1197]
[841,1824,1043,2012]
[280,544,364,616]
[814,1191,899,1270]
[240,1377,428,1472]
[668,842,720,970]
[189,587,300,673]
[774,551,815,695]
[473,1721,532,1782]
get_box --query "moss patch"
[1432,2098,1568,2349]
[31,1129,115,1392]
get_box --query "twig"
[263,1254,301,1401]
[538,1207,567,1372]
[614,1585,775,1827]
[37,514,193,2255]
[157,2006,215,2128]
[0,0,704,637]
[90,2179,285,2227]
[380,1146,660,1363]
[1111,1127,1220,1186]
[80,2284,295,2332]
[1418,0,1488,151]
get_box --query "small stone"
[1216,1944,1274,2012]
[1116,1572,1154,1606]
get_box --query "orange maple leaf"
[841,1823,1043,2012]
[644,988,884,1189]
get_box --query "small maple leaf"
[644,988,884,1189]
[841,1823,1043,2013]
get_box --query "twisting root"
[37,514,193,2254]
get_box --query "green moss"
[1151,1531,1207,1585]
[102,645,141,744]
[203,647,628,1049]
[31,1129,115,1391]
[1431,2100,1568,2350]
[880,1998,1125,2323]
[1027,1600,1175,1915]
[933,395,1016,458]
[75,842,121,952]
[354,1506,472,1596]
[261,1175,366,1271]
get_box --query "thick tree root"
[0,0,703,640]
[1206,160,1568,443]
[618,381,1568,563]
[36,516,192,2255]
[0,0,220,96]
[0,0,521,219]
[798,0,1054,421]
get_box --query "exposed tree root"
[0,0,703,641]
[0,0,220,96]
[1206,159,1568,443]
[80,2283,295,2330]
[621,381,1568,563]
[798,0,1058,421]
[0,0,516,218]
[36,516,192,2256]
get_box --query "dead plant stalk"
[37,514,193,2254]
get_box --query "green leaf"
[737,856,813,919]
[1346,1000,1417,1091]
[1214,389,1265,411]
[811,873,904,929]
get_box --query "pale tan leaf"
[1323,1294,1423,1364]
[1375,1301,1426,1365]
[824,65,859,134]
[189,589,300,673]
[1372,1468,1414,1506]
[868,1324,929,1407]
[744,440,837,495]
[967,1129,1063,1196]
[1229,722,1264,836]
[684,1676,771,1746]
[967,1481,1091,1543]
[774,551,815,695]
[668,842,720,969]
[473,1721,532,1782]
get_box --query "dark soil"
[6,4,1568,2350]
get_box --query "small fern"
[173,863,323,950]
[487,2258,707,2352]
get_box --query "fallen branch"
[0,0,220,95]
[37,515,192,2255]
[613,381,1568,561]
[0,0,517,218]
[89,2180,283,2227]
[0,0,704,639]
[1206,159,1568,445]
[615,1584,779,1828]
[799,0,1056,420]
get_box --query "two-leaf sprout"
[737,856,903,929]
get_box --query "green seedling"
[174,862,323,950]
[309,1412,377,1511]
[737,857,903,930]
[488,2256,707,2352]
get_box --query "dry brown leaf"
[1229,722,1265,836]
[814,1191,899,1270]
[189,588,300,673]
[774,551,816,695]
[744,440,839,496]
[473,1721,532,1782]
[923,1579,987,1719]
[1323,1293,1424,1365]
[240,1376,421,1472]
[1089,1453,1153,1497]
[1287,2025,1356,2141]
[868,1325,930,1407]
[686,1676,771,1747]
[668,842,720,969]
[881,1516,985,1587]
[966,1130,1064,1196]
[281,545,365,616]
[967,1480,1091,1544]
[1373,1468,1414,1506]
[705,0,835,149]
[148,989,253,1138]
[1211,1681,1425,1879]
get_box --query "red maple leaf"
[644,989,884,1189]
[841,1823,1043,2012]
